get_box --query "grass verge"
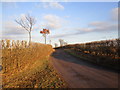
[64,49,119,70]
[3,56,67,88]
[1,40,67,88]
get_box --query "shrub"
[1,40,53,74]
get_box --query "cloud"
[50,33,68,38]
[78,21,117,33]
[2,21,31,40]
[49,2,64,9]
[47,7,118,39]
[89,21,109,27]
[50,21,117,38]
[111,7,119,21]
[3,21,27,36]
[42,14,64,30]
[35,2,64,10]
[89,21,117,30]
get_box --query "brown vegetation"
[1,40,67,88]
[64,39,119,70]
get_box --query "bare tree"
[59,39,64,47]
[64,42,68,46]
[54,43,58,48]
[59,39,68,47]
[15,14,36,46]
[49,40,52,45]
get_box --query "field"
[1,40,67,88]
[64,39,119,70]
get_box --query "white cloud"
[77,21,117,33]
[42,14,64,30]
[35,2,64,10]
[43,7,118,38]
[89,21,109,27]
[3,21,27,36]
[49,2,64,9]
[51,21,117,38]
[77,28,93,32]
[2,21,32,40]
[111,7,119,21]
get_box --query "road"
[50,49,118,88]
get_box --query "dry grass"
[1,40,67,88]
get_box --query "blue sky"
[1,2,118,46]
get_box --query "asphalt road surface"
[50,49,118,88]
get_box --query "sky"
[1,1,118,47]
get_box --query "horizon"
[1,2,118,47]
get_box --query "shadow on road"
[51,49,118,73]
